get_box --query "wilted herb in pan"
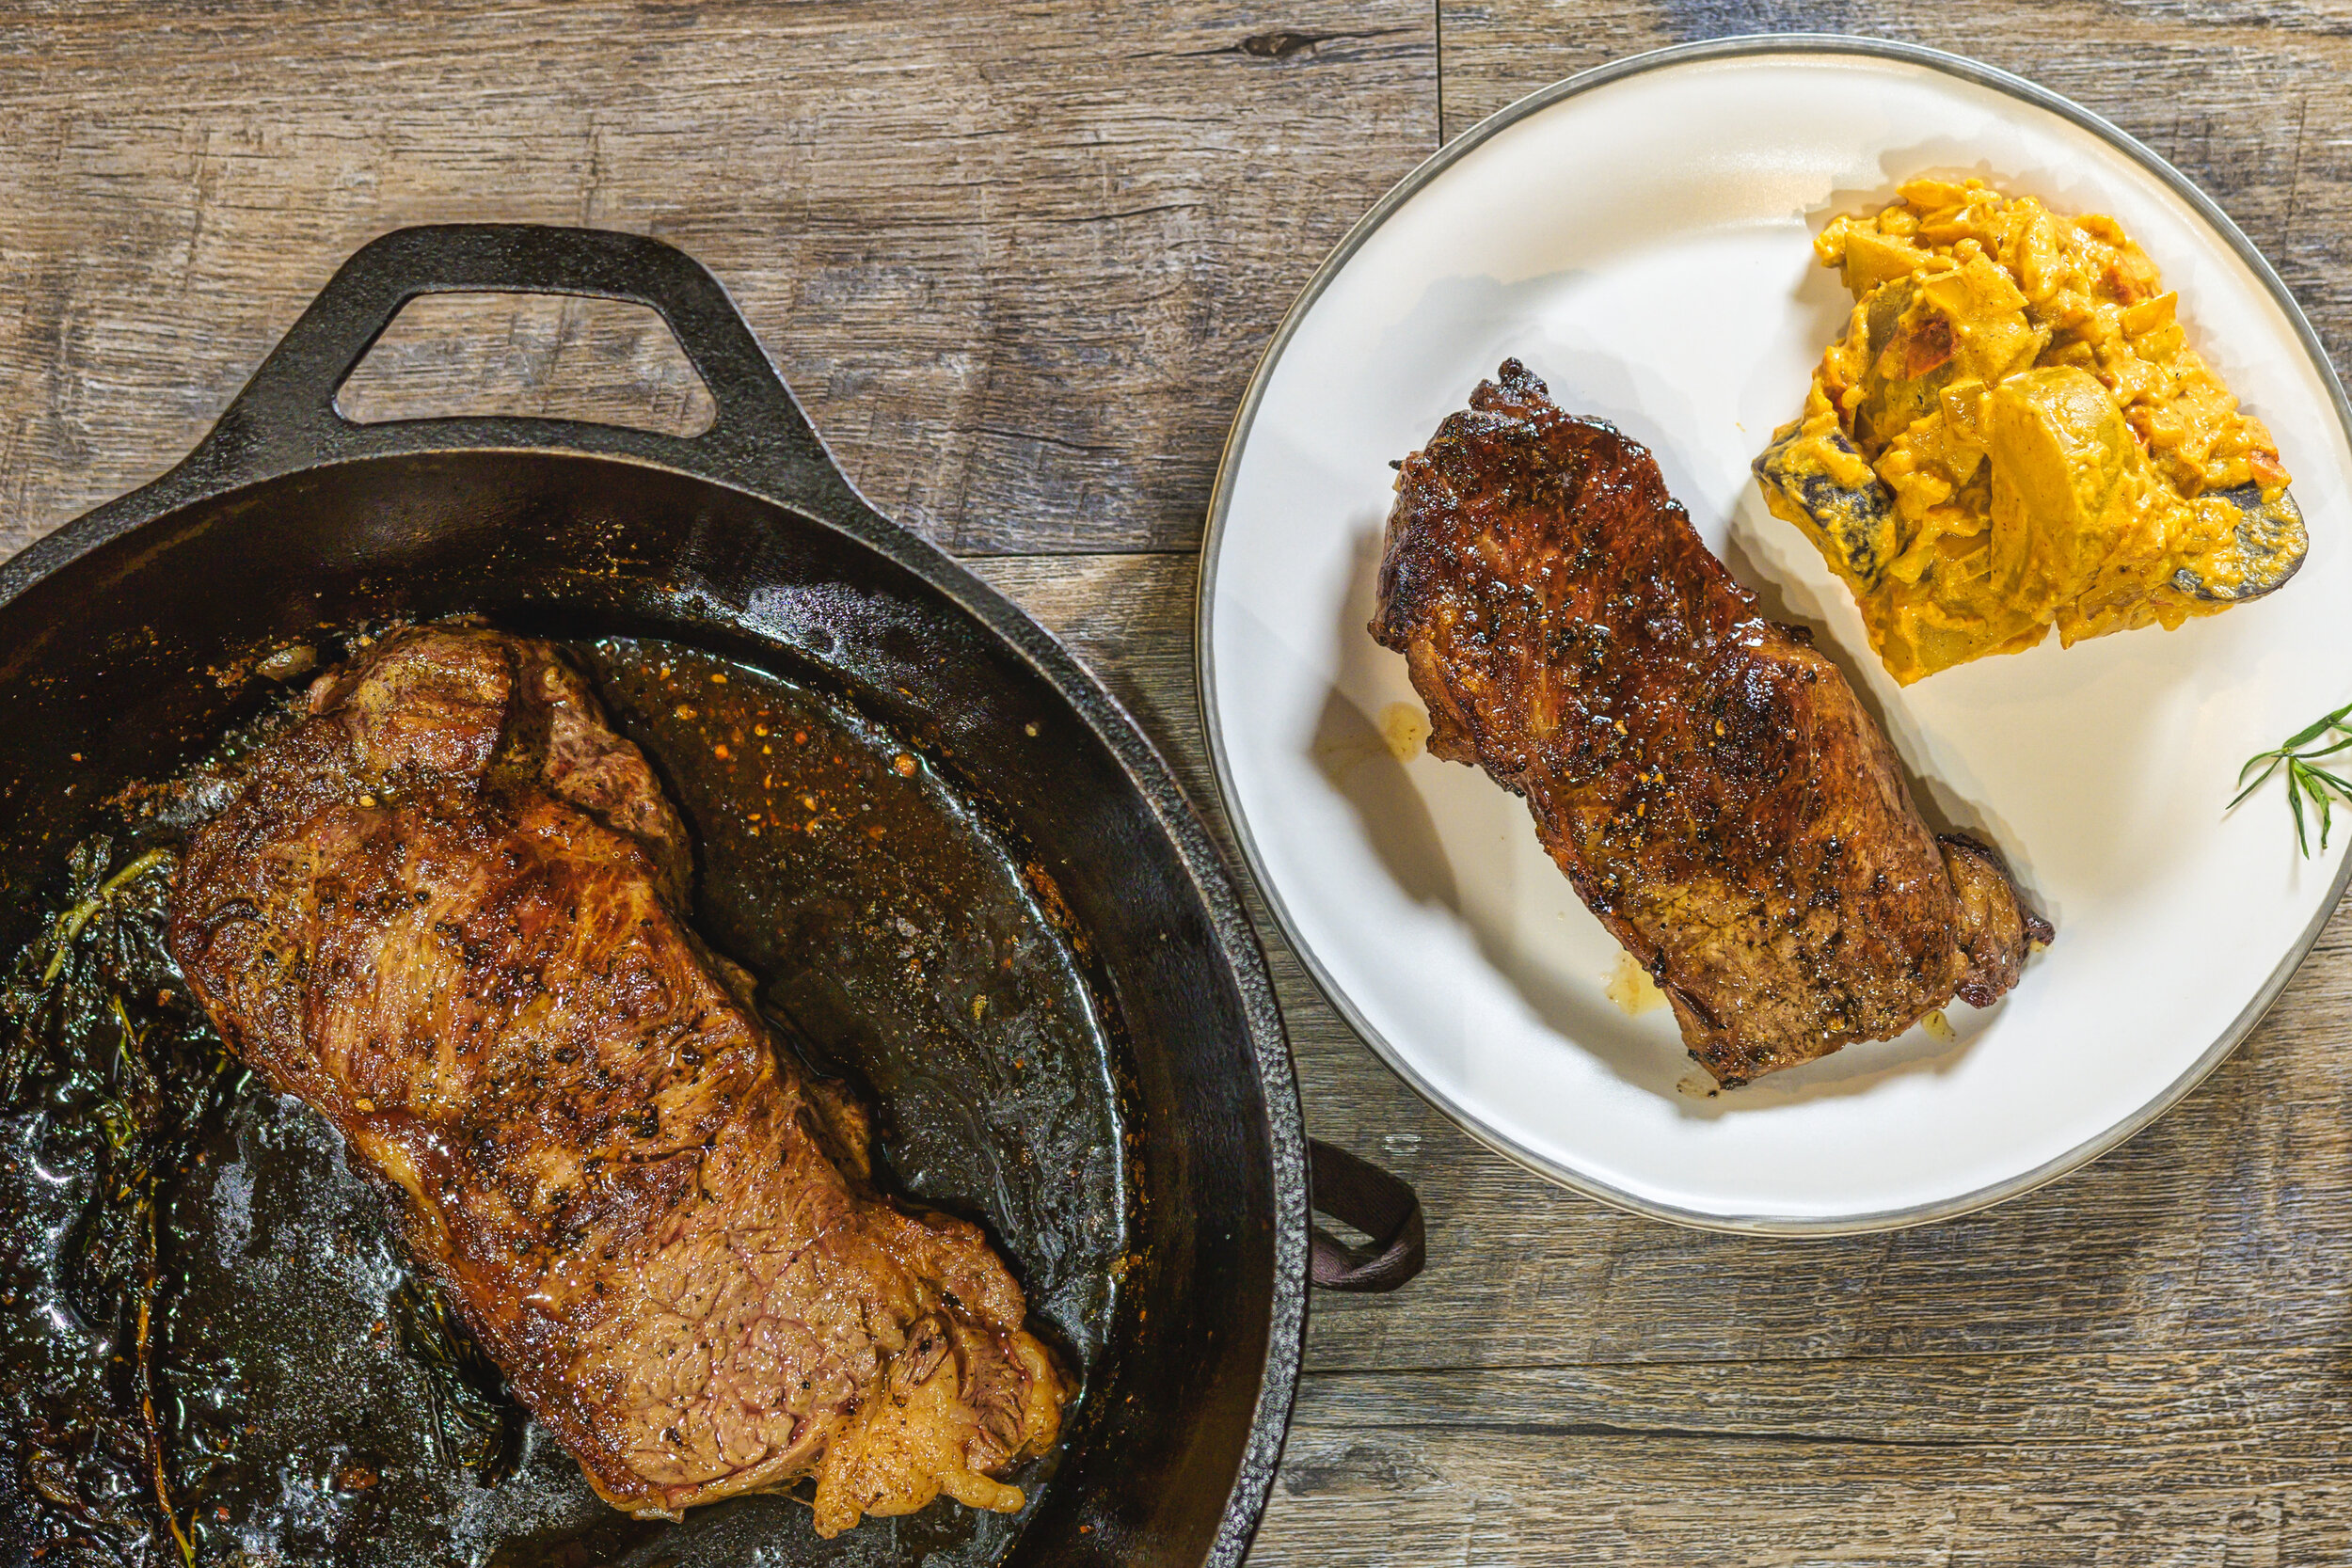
[39,847,174,988]
[5,826,542,1564]
[2233,699,2352,856]
[1,835,235,1565]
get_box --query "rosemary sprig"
[40,846,173,987]
[2233,699,2352,856]
[109,994,197,1568]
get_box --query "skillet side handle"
[185,224,866,524]
[1308,1138,1425,1293]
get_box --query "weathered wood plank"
[333,292,719,436]
[1248,1354,2352,1564]
[1284,1351,2352,1449]
[0,0,1434,560]
[1256,1411,2352,1566]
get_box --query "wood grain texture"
[4,0,2351,1560]
[333,292,720,436]
[0,0,1433,559]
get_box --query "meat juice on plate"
[0,633,1126,1568]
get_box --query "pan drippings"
[0,632,1125,1568]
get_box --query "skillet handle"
[1308,1138,1425,1292]
[184,224,866,524]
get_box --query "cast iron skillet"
[0,226,1423,1565]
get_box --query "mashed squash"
[1754,177,2303,685]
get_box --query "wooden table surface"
[5,2,2349,1562]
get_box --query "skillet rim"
[0,220,1310,1566]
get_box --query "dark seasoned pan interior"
[0,452,1288,1568]
[2,630,1124,1566]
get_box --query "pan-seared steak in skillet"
[1371,360,2050,1085]
[166,626,1067,1531]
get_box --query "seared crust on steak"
[1371,361,2050,1085]
[167,626,1067,1530]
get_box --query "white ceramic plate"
[1199,36,2352,1232]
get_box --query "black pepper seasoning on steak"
[1371,360,2050,1085]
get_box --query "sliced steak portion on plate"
[1371,359,2050,1085]
[167,625,1066,1531]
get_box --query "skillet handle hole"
[333,292,717,437]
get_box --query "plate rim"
[1193,31,2352,1235]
